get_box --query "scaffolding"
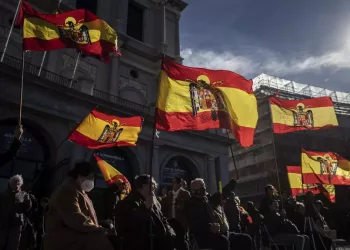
[253,73,350,116]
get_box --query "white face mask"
[81,179,94,192]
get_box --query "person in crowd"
[265,199,310,250]
[246,202,263,250]
[19,192,38,250]
[104,180,127,222]
[0,126,23,168]
[35,197,49,250]
[292,202,306,234]
[0,174,32,250]
[43,162,114,250]
[224,191,241,233]
[181,179,188,190]
[115,174,175,250]
[185,178,252,250]
[259,184,279,216]
[315,200,335,230]
[162,177,191,250]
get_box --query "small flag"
[270,96,338,134]
[156,56,258,147]
[302,149,350,185]
[68,110,143,149]
[95,155,131,194]
[17,2,118,61]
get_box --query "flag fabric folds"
[270,96,338,134]
[69,110,143,149]
[287,166,335,203]
[301,149,350,185]
[18,2,118,61]
[156,57,258,147]
[94,155,131,193]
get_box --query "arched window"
[0,124,48,192]
[162,156,196,190]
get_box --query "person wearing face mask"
[115,174,175,250]
[185,178,252,250]
[43,162,114,250]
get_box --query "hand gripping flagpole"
[1,0,23,62]
[69,51,81,88]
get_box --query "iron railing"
[0,53,150,115]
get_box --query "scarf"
[82,193,99,226]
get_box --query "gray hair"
[191,178,206,189]
[9,174,24,186]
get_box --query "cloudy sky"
[179,0,350,92]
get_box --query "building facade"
[230,74,350,207]
[0,0,232,217]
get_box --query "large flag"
[94,155,131,194]
[301,149,350,185]
[156,57,258,147]
[287,166,336,203]
[270,96,338,134]
[17,2,118,61]
[69,110,143,149]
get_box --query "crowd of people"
[0,127,345,250]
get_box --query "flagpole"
[37,52,46,76]
[268,99,284,210]
[1,0,23,62]
[19,50,26,126]
[69,51,81,88]
[226,130,239,179]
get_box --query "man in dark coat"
[115,174,175,250]
[259,184,279,217]
[224,191,241,233]
[0,174,32,250]
[185,178,252,250]
[0,126,23,168]
[162,177,191,250]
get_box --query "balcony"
[1,53,150,115]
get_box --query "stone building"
[0,0,231,217]
[230,73,350,208]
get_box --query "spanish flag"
[301,149,350,185]
[68,110,143,149]
[95,155,131,194]
[156,57,258,147]
[287,166,336,203]
[18,2,117,61]
[270,96,338,134]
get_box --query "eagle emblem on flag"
[97,121,124,143]
[189,76,224,121]
[292,103,314,128]
[317,154,338,178]
[58,17,91,45]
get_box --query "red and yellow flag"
[156,57,258,147]
[287,166,335,203]
[270,96,338,134]
[302,149,350,185]
[69,110,143,149]
[17,2,117,61]
[95,155,131,193]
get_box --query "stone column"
[174,14,181,61]
[207,156,217,194]
[116,0,129,33]
[109,56,120,97]
[160,5,168,54]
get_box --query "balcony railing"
[0,53,150,115]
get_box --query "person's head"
[265,185,276,197]
[68,162,95,192]
[190,178,206,197]
[268,200,279,212]
[110,180,126,193]
[134,175,156,197]
[172,177,182,191]
[40,197,49,208]
[315,200,324,211]
[181,179,188,190]
[9,174,23,192]
[305,191,315,203]
[247,201,255,212]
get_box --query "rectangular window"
[127,2,144,41]
[76,0,98,14]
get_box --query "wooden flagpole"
[1,0,23,62]
[69,51,81,88]
[226,130,239,179]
